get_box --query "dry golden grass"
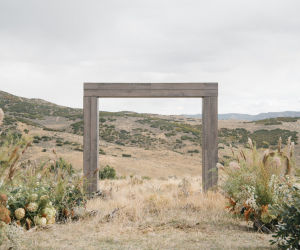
[1,176,278,250]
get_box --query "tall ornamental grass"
[218,137,298,233]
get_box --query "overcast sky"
[0,0,299,115]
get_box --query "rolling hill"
[0,90,299,177]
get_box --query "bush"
[56,143,63,146]
[181,135,192,140]
[0,113,85,244]
[99,148,106,155]
[43,127,62,132]
[33,139,39,143]
[50,157,76,175]
[99,118,106,123]
[165,132,176,137]
[270,180,300,249]
[122,154,131,157]
[116,141,125,146]
[188,149,200,153]
[219,137,296,233]
[99,165,116,180]
[42,149,46,152]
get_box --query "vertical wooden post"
[83,96,99,193]
[202,96,218,191]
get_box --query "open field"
[1,177,278,250]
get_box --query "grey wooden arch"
[83,83,218,192]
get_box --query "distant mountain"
[182,111,300,121]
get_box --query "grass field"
[3,176,278,250]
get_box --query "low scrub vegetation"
[99,165,116,180]
[255,117,299,125]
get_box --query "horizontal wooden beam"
[84,83,218,97]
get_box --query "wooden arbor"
[83,83,218,192]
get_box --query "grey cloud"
[0,0,300,115]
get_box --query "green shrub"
[56,143,63,146]
[99,118,106,123]
[33,139,39,143]
[99,165,116,180]
[122,154,131,157]
[116,141,125,146]
[23,129,29,134]
[270,180,300,249]
[165,132,176,137]
[42,149,46,152]
[187,149,200,153]
[43,127,62,132]
[99,148,106,155]
[42,136,52,141]
[142,176,151,180]
[50,157,76,175]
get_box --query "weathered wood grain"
[150,83,218,90]
[84,83,151,90]
[84,89,218,97]
[202,97,218,191]
[84,83,218,97]
[83,97,91,191]
[84,89,152,97]
[90,97,99,192]
[83,97,99,193]
[84,83,218,90]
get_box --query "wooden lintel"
[84,83,218,97]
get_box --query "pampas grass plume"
[262,149,269,165]
[230,144,234,156]
[51,147,57,155]
[229,162,240,171]
[248,138,254,150]
[216,163,225,171]
[278,137,282,153]
[274,156,281,168]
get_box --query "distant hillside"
[1,89,300,176]
[182,111,300,121]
